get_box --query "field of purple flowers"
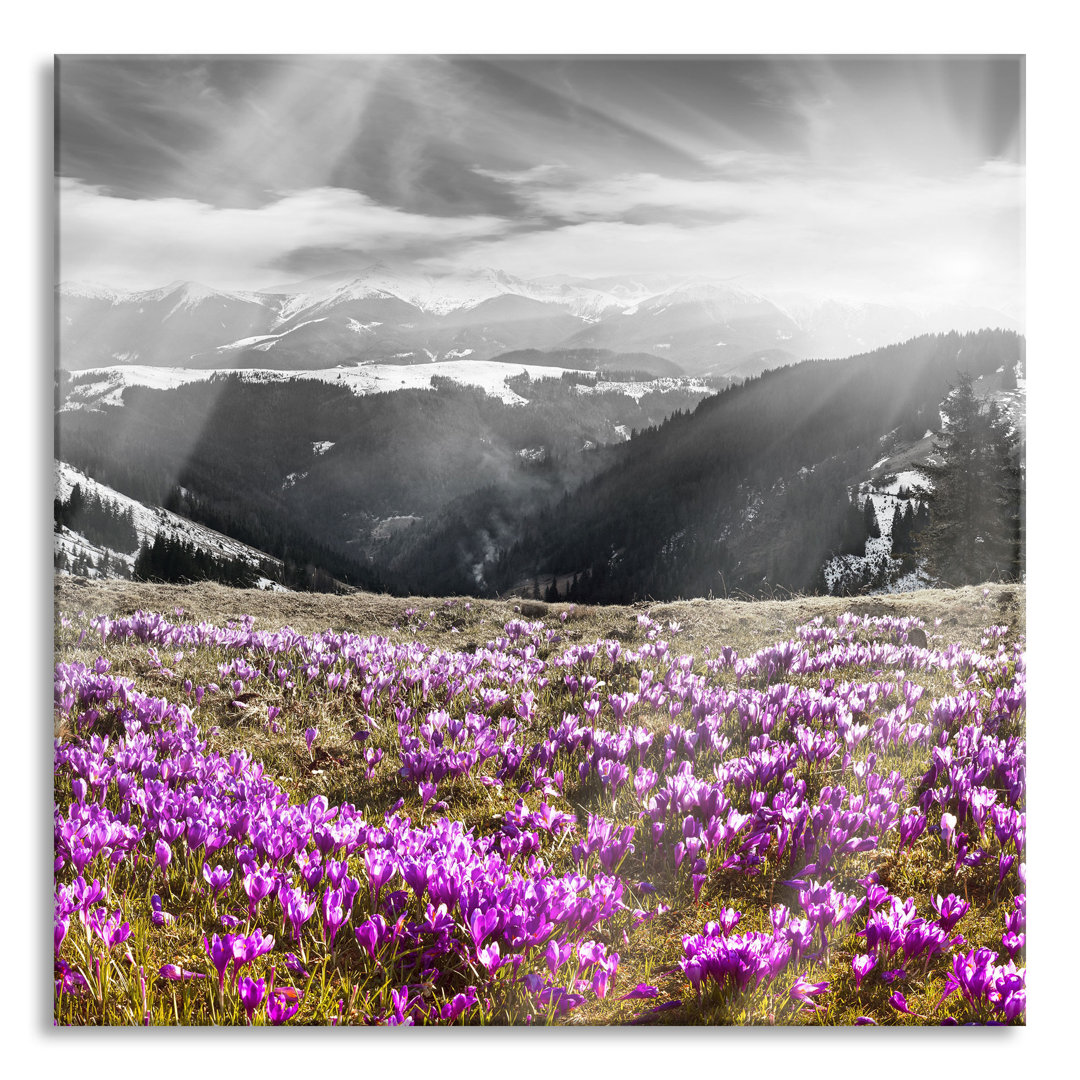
[53,597,1025,1026]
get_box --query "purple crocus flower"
[538,985,585,1017]
[1001,987,1026,1022]
[364,848,397,901]
[1000,931,1025,961]
[283,953,310,980]
[440,987,478,1023]
[865,884,889,910]
[321,887,349,948]
[266,986,303,1025]
[618,984,659,1001]
[477,941,502,976]
[202,862,233,895]
[998,853,1016,884]
[388,985,412,1026]
[468,907,499,949]
[851,953,876,989]
[150,894,176,926]
[717,907,741,933]
[154,839,172,875]
[110,914,133,951]
[54,915,69,955]
[204,933,236,993]
[238,975,266,1024]
[304,727,318,759]
[280,885,317,942]
[939,813,958,849]
[628,1000,682,1024]
[159,964,205,981]
[242,865,277,917]
[789,976,828,1011]
[592,956,618,999]
[898,809,926,850]
[232,929,275,982]
[889,991,915,1015]
[692,874,707,903]
[931,893,969,933]
[354,914,388,959]
[545,939,572,976]
[55,959,90,997]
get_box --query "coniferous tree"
[863,496,881,540]
[837,491,867,556]
[919,374,1022,585]
[891,502,917,561]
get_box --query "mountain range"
[58,266,1020,379]
[56,320,1025,601]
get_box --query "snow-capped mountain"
[59,280,277,368]
[562,281,808,376]
[265,264,636,320]
[58,268,1020,377]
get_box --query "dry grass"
[54,578,1024,656]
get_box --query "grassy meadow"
[53,579,1025,1026]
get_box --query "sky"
[56,55,1024,314]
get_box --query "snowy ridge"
[60,360,710,411]
[61,367,221,410]
[60,280,269,310]
[162,281,267,319]
[262,264,640,323]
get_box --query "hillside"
[54,461,285,586]
[55,329,1024,602]
[56,372,711,595]
[492,330,1025,601]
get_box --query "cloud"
[58,150,1024,315]
[58,179,509,290]
[470,164,569,187]
[476,155,1022,225]
[442,155,1024,312]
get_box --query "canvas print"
[53,56,1025,1026]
